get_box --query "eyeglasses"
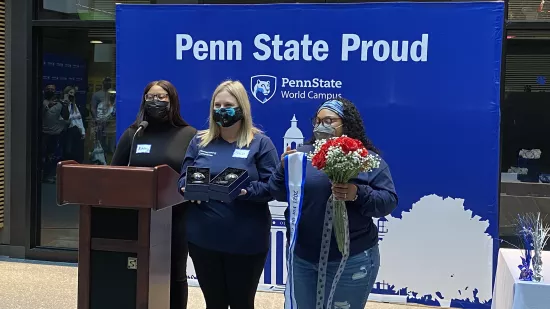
[312,117,340,127]
[145,93,168,101]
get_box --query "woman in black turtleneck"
[111,80,196,309]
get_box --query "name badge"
[233,149,250,158]
[136,144,152,154]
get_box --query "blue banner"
[116,3,503,308]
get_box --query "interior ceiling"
[75,0,152,16]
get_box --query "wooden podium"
[56,160,184,309]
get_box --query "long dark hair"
[130,80,189,129]
[308,97,380,154]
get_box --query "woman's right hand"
[180,187,201,204]
[280,146,297,169]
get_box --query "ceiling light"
[90,40,103,44]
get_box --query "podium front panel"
[91,208,139,240]
[90,251,138,309]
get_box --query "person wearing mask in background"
[62,86,86,163]
[96,87,117,155]
[269,98,398,309]
[72,86,89,130]
[92,78,116,156]
[42,84,69,183]
[178,80,279,309]
[90,77,112,120]
[111,80,196,309]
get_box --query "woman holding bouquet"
[268,98,398,309]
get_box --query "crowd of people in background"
[41,77,116,183]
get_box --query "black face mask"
[68,95,75,101]
[213,107,243,128]
[44,90,55,100]
[103,83,112,90]
[145,100,169,121]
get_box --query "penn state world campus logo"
[250,75,277,104]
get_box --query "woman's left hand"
[332,183,358,201]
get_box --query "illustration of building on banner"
[375,217,389,241]
[371,280,408,301]
[284,115,304,150]
[259,201,288,292]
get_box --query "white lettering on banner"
[281,78,342,89]
[175,33,429,62]
[278,77,343,101]
[280,90,342,101]
[253,34,329,61]
[176,34,243,61]
[341,33,429,62]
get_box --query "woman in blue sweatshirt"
[178,80,279,309]
[268,98,398,309]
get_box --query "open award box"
[209,167,250,203]
[185,167,211,201]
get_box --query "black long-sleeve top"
[111,122,196,172]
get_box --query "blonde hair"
[198,80,261,148]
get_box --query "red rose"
[331,136,363,154]
[312,140,334,169]
[312,152,326,169]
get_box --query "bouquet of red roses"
[309,135,381,253]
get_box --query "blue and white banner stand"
[116,3,503,308]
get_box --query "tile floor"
[0,258,432,309]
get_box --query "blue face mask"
[213,107,243,127]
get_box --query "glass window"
[39,0,152,20]
[39,27,116,248]
[500,38,550,249]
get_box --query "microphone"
[127,121,149,166]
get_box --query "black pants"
[171,206,188,309]
[42,131,66,180]
[64,126,84,163]
[188,242,267,309]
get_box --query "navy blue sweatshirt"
[178,133,279,254]
[268,144,398,263]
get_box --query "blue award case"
[184,166,210,202]
[208,167,250,203]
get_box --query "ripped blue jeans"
[291,244,380,309]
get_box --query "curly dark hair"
[308,97,380,154]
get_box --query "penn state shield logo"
[250,75,277,104]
